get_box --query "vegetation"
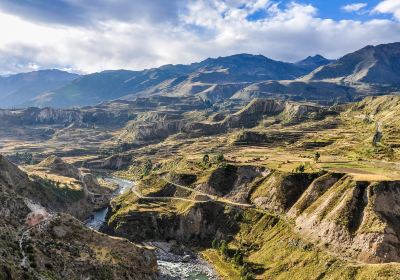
[293,163,306,173]
[13,152,34,164]
[314,151,320,163]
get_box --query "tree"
[293,163,305,173]
[142,159,153,176]
[314,152,321,163]
[216,153,225,164]
[240,264,255,280]
[233,249,244,266]
[219,240,228,258]
[212,239,218,249]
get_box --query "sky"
[0,0,399,75]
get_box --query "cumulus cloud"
[374,0,400,20]
[0,0,399,74]
[341,3,368,13]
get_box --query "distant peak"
[295,54,331,68]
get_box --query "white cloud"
[374,0,400,20]
[0,0,399,74]
[341,3,367,13]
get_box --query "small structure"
[26,210,50,227]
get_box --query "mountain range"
[1,42,400,108]
[0,70,79,108]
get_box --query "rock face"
[0,155,32,191]
[85,154,133,170]
[105,201,240,244]
[0,102,136,127]
[0,154,157,279]
[249,170,400,263]
[251,171,322,213]
[183,99,329,137]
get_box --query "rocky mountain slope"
[28,54,328,107]
[0,70,79,108]
[305,42,400,84]
[0,154,157,279]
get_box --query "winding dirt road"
[130,176,253,208]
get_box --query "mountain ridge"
[1,42,400,108]
[18,53,330,108]
[0,69,79,108]
[305,42,400,84]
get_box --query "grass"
[220,209,400,280]
[201,249,241,280]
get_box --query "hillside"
[0,70,79,108]
[105,159,400,279]
[30,54,325,108]
[0,154,157,279]
[305,42,400,84]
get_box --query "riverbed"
[84,177,219,280]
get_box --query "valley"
[1,42,400,279]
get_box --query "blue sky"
[0,0,399,74]
[295,0,383,19]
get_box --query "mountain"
[305,42,400,84]
[191,53,308,82]
[6,42,400,108]
[295,54,333,72]
[0,69,79,108]
[30,54,319,108]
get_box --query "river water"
[85,177,132,230]
[84,177,218,280]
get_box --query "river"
[84,177,218,280]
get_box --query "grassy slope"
[207,209,400,279]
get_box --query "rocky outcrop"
[0,101,137,128]
[38,155,80,179]
[293,178,400,263]
[85,154,133,170]
[184,99,330,137]
[251,171,322,213]
[25,213,157,279]
[248,169,400,263]
[0,155,32,191]
[105,201,240,245]
[199,165,267,202]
